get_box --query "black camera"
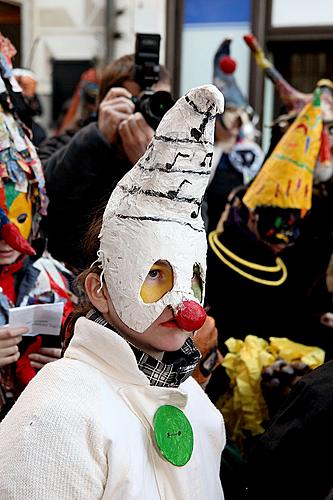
[132,33,173,130]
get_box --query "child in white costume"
[0,85,226,499]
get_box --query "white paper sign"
[9,302,64,336]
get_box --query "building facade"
[1,0,333,149]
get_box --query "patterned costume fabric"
[0,256,74,419]
[0,33,75,420]
[0,33,47,250]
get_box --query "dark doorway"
[51,59,95,127]
[0,2,21,66]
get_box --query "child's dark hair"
[62,211,103,351]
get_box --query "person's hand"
[118,112,155,164]
[193,315,218,357]
[98,87,135,144]
[192,315,223,388]
[0,326,27,368]
[320,312,333,328]
[261,357,310,417]
[28,347,61,370]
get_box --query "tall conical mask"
[99,84,224,332]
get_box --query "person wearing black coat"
[42,54,171,271]
[245,358,333,500]
[43,121,131,270]
[205,88,333,354]
[204,92,333,414]
[205,193,333,355]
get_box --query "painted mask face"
[256,206,303,247]
[99,85,224,333]
[6,182,32,241]
[100,196,208,333]
[0,60,47,257]
[313,86,333,182]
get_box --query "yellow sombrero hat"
[243,89,322,212]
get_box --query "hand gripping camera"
[132,33,174,130]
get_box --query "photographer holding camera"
[42,37,172,271]
[98,82,171,165]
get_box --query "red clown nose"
[174,300,207,332]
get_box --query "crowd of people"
[0,27,332,499]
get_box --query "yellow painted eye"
[8,192,32,240]
[140,260,173,303]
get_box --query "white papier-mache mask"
[99,84,225,332]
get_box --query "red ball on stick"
[219,55,236,74]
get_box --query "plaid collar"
[86,310,201,388]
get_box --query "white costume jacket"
[0,317,225,499]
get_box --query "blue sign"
[185,0,251,24]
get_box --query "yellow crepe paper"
[217,335,325,447]
[269,337,325,369]
[243,90,322,211]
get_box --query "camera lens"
[138,90,174,129]
[149,91,174,117]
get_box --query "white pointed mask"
[99,85,224,332]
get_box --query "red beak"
[0,208,35,256]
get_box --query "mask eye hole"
[140,260,173,304]
[191,263,203,302]
[17,213,28,224]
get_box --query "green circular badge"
[153,405,194,466]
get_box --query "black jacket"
[205,203,333,354]
[245,359,333,500]
[43,122,131,269]
[205,152,243,233]
[206,206,292,345]
[38,128,77,164]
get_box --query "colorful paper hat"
[213,39,248,110]
[99,85,224,333]
[243,89,322,211]
[0,32,23,97]
[0,38,48,255]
